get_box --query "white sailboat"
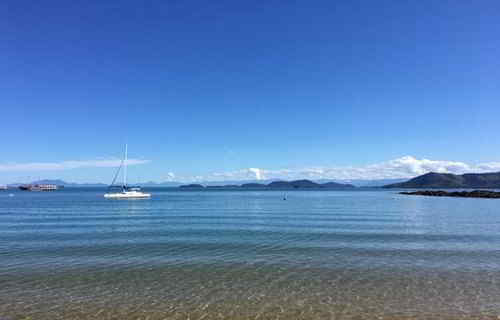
[104,144,151,199]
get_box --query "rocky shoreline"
[400,190,500,199]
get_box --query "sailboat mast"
[124,144,128,187]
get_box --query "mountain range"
[6,178,387,187]
[180,179,355,189]
[9,173,500,189]
[7,179,106,187]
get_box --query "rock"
[400,190,500,199]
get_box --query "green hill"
[383,172,500,188]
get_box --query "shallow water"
[1,188,500,319]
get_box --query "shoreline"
[400,190,500,198]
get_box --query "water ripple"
[1,189,500,319]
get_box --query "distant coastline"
[179,179,355,189]
[8,171,500,190]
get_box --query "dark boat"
[19,184,59,191]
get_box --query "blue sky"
[2,1,500,183]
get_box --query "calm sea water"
[1,188,500,319]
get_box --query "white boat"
[104,144,151,199]
[104,188,151,198]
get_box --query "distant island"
[179,179,355,189]
[400,190,500,199]
[179,184,205,189]
[383,172,500,188]
[180,172,500,189]
[5,178,412,188]
[11,172,500,190]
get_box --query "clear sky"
[2,1,500,183]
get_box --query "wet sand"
[2,264,500,319]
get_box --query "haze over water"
[1,188,500,319]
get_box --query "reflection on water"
[1,188,500,319]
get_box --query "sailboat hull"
[104,191,151,199]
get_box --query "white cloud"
[195,156,500,182]
[210,167,266,181]
[164,172,176,181]
[3,156,500,183]
[0,159,150,172]
[248,168,262,180]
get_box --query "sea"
[1,188,500,319]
